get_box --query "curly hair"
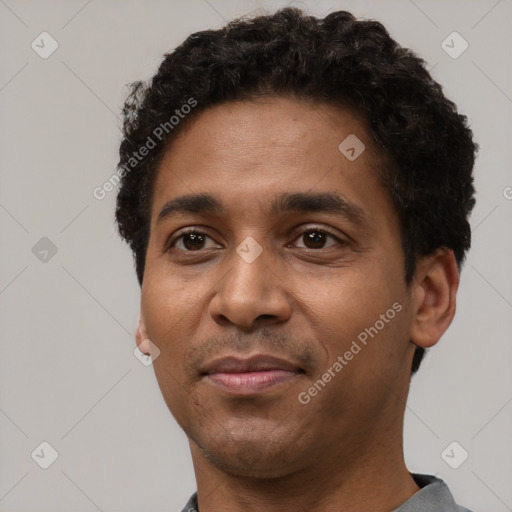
[115,7,477,374]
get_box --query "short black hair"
[115,7,477,374]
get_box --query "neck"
[190,417,419,512]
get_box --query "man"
[115,7,477,511]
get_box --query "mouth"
[201,354,306,396]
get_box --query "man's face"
[139,96,416,477]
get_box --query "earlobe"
[410,249,460,349]
[135,312,151,355]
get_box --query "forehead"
[150,96,390,225]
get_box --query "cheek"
[301,259,409,370]
[141,264,201,341]
[300,277,410,425]
[140,268,213,391]
[141,274,196,421]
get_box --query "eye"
[291,227,345,250]
[168,229,219,252]
[167,226,346,253]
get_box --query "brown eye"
[293,228,343,250]
[170,230,218,251]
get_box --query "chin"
[201,444,300,479]
[194,424,308,478]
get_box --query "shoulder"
[179,492,198,512]
[393,473,475,512]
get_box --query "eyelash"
[167,226,346,252]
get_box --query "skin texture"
[136,96,460,511]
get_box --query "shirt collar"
[180,473,470,512]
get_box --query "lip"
[202,355,304,395]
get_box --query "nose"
[209,241,292,331]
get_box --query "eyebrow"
[157,192,367,226]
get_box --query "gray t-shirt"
[180,473,473,511]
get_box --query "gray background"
[1,0,511,510]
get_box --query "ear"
[135,311,151,356]
[410,249,460,349]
